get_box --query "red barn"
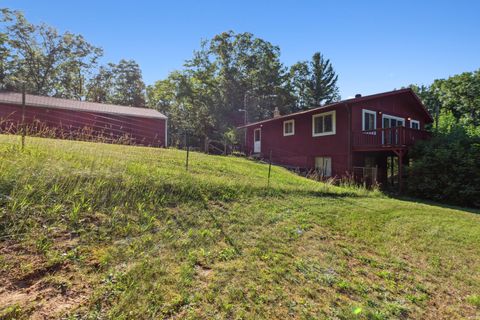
[0,91,167,147]
[239,88,433,189]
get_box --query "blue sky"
[3,0,479,98]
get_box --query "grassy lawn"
[0,135,479,319]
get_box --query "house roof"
[237,88,433,128]
[0,91,167,120]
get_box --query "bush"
[407,127,480,208]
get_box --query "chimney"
[273,107,281,118]
[355,94,362,98]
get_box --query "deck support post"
[390,156,394,186]
[398,152,403,193]
[393,149,406,194]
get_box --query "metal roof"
[0,91,167,120]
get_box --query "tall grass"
[0,134,368,239]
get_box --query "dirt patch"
[0,239,92,319]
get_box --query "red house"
[239,88,433,189]
[0,91,167,147]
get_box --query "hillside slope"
[0,135,479,319]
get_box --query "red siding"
[351,94,428,132]
[245,105,350,176]
[242,90,432,177]
[0,103,166,147]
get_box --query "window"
[283,119,295,136]
[254,128,261,142]
[362,109,377,131]
[410,119,420,130]
[382,114,405,128]
[315,157,332,177]
[312,111,336,137]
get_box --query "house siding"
[242,89,432,177]
[245,105,350,176]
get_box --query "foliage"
[411,69,480,129]
[0,8,147,107]
[289,52,340,110]
[408,70,480,207]
[87,59,146,107]
[0,8,102,98]
[147,31,340,148]
[407,125,480,207]
[147,31,293,148]
[0,135,479,319]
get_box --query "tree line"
[1,9,341,149]
[0,8,146,107]
[146,31,340,149]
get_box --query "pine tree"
[290,52,340,110]
[309,52,339,106]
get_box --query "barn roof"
[238,88,433,128]
[0,91,167,120]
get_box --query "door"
[382,115,405,145]
[253,128,261,153]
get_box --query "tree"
[108,60,146,107]
[148,31,292,148]
[408,69,480,207]
[411,69,480,129]
[432,71,480,127]
[86,65,114,103]
[0,8,102,98]
[289,52,340,110]
[407,126,480,207]
[207,31,291,123]
[87,60,146,107]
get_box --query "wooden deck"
[353,127,430,152]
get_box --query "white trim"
[253,128,261,153]
[283,119,295,136]
[410,119,420,129]
[312,110,336,137]
[362,109,377,131]
[382,113,405,126]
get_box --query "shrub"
[407,127,480,207]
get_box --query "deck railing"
[353,127,430,149]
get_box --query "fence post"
[21,84,26,150]
[267,150,272,188]
[185,146,190,171]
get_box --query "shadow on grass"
[390,195,480,215]
[275,188,365,199]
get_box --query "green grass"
[0,134,479,319]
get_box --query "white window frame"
[410,119,420,130]
[362,109,377,131]
[382,114,405,127]
[312,110,336,137]
[283,119,295,136]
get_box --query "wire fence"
[0,108,166,148]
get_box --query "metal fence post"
[267,150,272,188]
[186,146,190,171]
